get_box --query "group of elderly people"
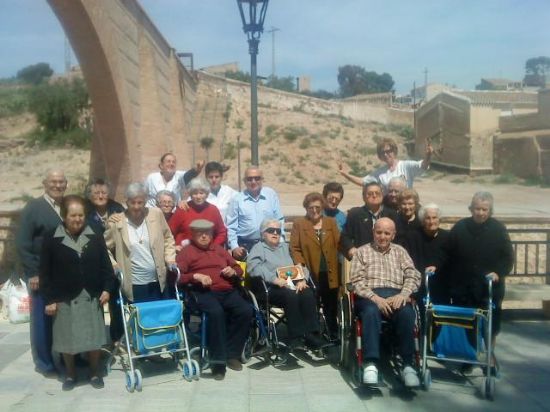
[16,140,513,389]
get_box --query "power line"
[266,26,280,79]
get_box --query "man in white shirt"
[144,153,204,206]
[204,162,237,223]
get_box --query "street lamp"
[236,0,269,166]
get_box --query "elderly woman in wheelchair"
[247,219,328,352]
[347,218,421,387]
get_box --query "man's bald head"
[43,170,67,202]
[372,217,396,251]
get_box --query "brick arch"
[47,0,195,199]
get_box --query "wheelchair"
[242,274,335,365]
[339,283,422,388]
[421,272,497,400]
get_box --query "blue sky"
[1,0,549,94]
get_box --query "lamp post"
[237,0,269,166]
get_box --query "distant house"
[476,78,523,91]
[410,83,454,103]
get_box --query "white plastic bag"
[6,279,31,324]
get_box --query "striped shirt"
[350,242,420,300]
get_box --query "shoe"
[211,365,226,380]
[401,366,420,387]
[363,364,378,385]
[90,376,104,389]
[304,333,330,351]
[289,338,306,352]
[62,377,76,391]
[227,358,243,371]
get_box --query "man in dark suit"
[340,181,398,260]
[16,170,67,377]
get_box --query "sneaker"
[62,377,76,391]
[211,365,226,380]
[227,358,243,371]
[90,376,104,389]
[401,366,420,387]
[362,364,378,385]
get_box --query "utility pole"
[267,26,280,79]
[424,67,428,99]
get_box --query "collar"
[54,225,95,255]
[244,188,265,201]
[43,193,61,207]
[371,242,392,254]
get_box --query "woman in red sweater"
[169,178,227,251]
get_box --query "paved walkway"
[0,318,549,412]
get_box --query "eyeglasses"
[245,176,262,182]
[307,206,322,211]
[382,149,394,155]
[264,228,281,235]
[366,191,382,197]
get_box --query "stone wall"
[199,71,413,127]
[47,0,197,200]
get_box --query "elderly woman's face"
[262,223,282,247]
[89,184,109,208]
[422,209,440,234]
[400,198,417,219]
[471,199,491,224]
[305,200,323,222]
[64,202,85,235]
[190,189,208,205]
[126,195,147,220]
[157,194,174,214]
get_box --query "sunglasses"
[245,176,262,182]
[264,228,282,235]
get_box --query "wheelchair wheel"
[338,294,351,367]
[241,314,261,364]
[422,368,431,391]
[125,371,136,393]
[267,342,289,366]
[182,360,194,382]
[134,369,143,392]
[189,346,210,371]
[482,376,496,401]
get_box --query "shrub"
[235,119,244,129]
[29,128,92,149]
[299,137,311,149]
[224,142,237,159]
[265,124,278,137]
[283,125,308,142]
[28,78,89,133]
[0,87,29,118]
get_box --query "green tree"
[524,56,550,87]
[200,136,215,161]
[300,89,336,99]
[16,62,53,85]
[337,65,394,97]
[265,75,295,92]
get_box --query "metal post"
[249,38,259,165]
[546,231,550,284]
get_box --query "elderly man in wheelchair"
[348,217,421,387]
[176,219,253,380]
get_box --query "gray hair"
[387,176,407,189]
[418,202,442,221]
[187,177,210,195]
[156,190,175,204]
[85,178,111,200]
[43,169,67,184]
[125,182,147,200]
[260,218,281,233]
[470,191,494,215]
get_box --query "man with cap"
[176,219,252,380]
